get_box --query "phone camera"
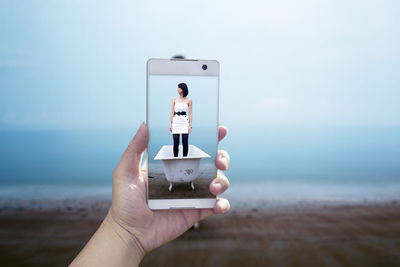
[202,64,208,70]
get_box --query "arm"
[170,99,175,132]
[170,99,175,124]
[70,211,144,266]
[188,99,192,128]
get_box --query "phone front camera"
[202,64,208,70]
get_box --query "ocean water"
[0,128,130,185]
[1,125,400,203]
[225,125,400,186]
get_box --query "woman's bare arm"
[170,98,175,124]
[188,99,192,129]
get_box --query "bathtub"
[154,145,211,191]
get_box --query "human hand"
[109,122,230,259]
[169,123,172,132]
[188,125,192,133]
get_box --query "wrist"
[105,210,146,264]
[70,209,146,267]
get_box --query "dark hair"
[178,83,189,97]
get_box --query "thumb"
[114,122,148,178]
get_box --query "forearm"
[70,210,145,267]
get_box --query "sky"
[1,0,400,130]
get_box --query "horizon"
[1,1,400,200]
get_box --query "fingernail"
[219,154,226,162]
[221,157,227,165]
[213,182,222,192]
[139,122,147,132]
[219,201,226,210]
[219,156,228,170]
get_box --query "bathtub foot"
[190,182,195,190]
[169,183,173,191]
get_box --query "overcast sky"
[1,0,400,130]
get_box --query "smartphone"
[146,58,220,209]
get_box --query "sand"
[0,200,400,267]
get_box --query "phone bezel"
[146,58,220,210]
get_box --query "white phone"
[146,58,220,210]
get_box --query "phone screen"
[147,74,219,203]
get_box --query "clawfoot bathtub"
[154,145,211,191]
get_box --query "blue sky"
[1,0,400,130]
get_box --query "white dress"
[172,102,189,134]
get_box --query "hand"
[169,123,172,132]
[188,125,192,133]
[71,122,231,266]
[110,122,230,256]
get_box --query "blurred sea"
[1,124,400,204]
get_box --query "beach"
[1,199,400,267]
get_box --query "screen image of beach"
[147,74,218,199]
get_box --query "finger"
[114,122,149,178]
[215,150,230,171]
[140,156,148,172]
[214,197,230,214]
[186,197,230,223]
[209,171,230,195]
[218,125,228,142]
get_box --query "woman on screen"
[169,83,192,157]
